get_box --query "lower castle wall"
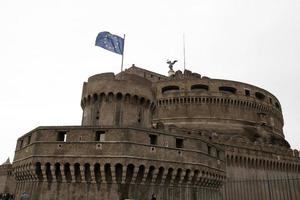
[225,165,300,200]
[0,173,8,192]
[0,167,15,194]
[15,182,222,200]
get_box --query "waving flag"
[95,31,124,55]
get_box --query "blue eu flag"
[95,31,124,55]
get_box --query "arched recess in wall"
[125,164,134,184]
[94,163,101,183]
[165,168,174,185]
[155,167,165,184]
[64,163,72,182]
[255,92,265,101]
[191,84,209,92]
[162,86,180,94]
[35,162,43,181]
[182,169,191,184]
[135,165,145,184]
[55,163,62,182]
[219,86,236,94]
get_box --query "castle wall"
[81,73,155,128]
[0,164,15,194]
[223,143,300,199]
[154,77,285,145]
[0,170,8,192]
[9,67,300,199]
[13,126,225,200]
[15,182,222,200]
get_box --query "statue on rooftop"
[166,60,177,71]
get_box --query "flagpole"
[121,34,126,72]
[183,33,186,71]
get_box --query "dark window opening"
[116,93,123,100]
[191,84,209,92]
[176,138,184,148]
[95,131,106,142]
[137,110,142,124]
[245,89,250,96]
[269,98,273,104]
[208,145,212,155]
[27,136,31,145]
[162,85,180,94]
[275,102,281,110]
[19,139,23,149]
[219,86,237,94]
[255,92,265,100]
[57,131,67,142]
[217,150,220,159]
[149,134,157,145]
[96,111,100,120]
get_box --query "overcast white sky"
[0,0,299,163]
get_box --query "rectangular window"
[176,138,184,148]
[216,150,220,159]
[269,98,273,104]
[245,89,250,96]
[19,139,23,149]
[149,134,157,145]
[27,135,31,145]
[208,145,212,155]
[95,131,106,142]
[57,131,67,142]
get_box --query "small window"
[275,102,281,110]
[57,131,67,142]
[216,150,220,159]
[269,98,273,104]
[245,89,250,96]
[149,134,157,145]
[95,131,106,142]
[176,138,184,148]
[27,135,31,145]
[208,145,212,155]
[19,139,24,149]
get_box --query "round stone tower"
[153,70,287,147]
[81,72,155,128]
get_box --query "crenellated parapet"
[13,126,226,189]
[13,160,225,188]
[81,72,155,128]
[8,66,300,200]
[224,145,300,173]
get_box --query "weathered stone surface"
[1,66,299,200]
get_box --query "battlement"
[13,126,225,189]
[8,66,300,200]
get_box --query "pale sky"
[0,0,299,163]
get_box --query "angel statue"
[167,60,177,71]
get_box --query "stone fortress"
[1,65,299,199]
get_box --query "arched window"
[255,92,265,100]
[161,86,179,94]
[191,84,209,92]
[219,86,236,94]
